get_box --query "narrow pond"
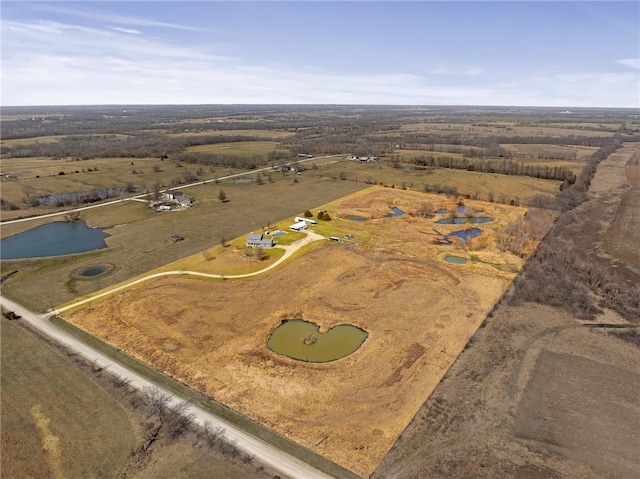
[267,319,368,363]
[443,255,469,265]
[435,216,492,224]
[0,221,109,260]
[382,207,405,218]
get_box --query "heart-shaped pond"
[267,319,368,363]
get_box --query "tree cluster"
[23,185,132,207]
[401,154,576,182]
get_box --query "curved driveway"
[1,229,332,479]
[53,230,325,315]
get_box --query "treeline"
[511,212,639,321]
[555,141,622,211]
[401,154,577,182]
[509,140,640,321]
[377,132,628,149]
[23,185,133,207]
[2,133,282,160]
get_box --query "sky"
[1,1,639,107]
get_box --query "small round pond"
[0,221,109,260]
[73,262,116,280]
[267,319,368,363]
[81,267,106,277]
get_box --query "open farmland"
[314,158,562,204]
[62,187,546,476]
[0,318,135,479]
[3,105,639,479]
[1,173,366,312]
[186,140,283,158]
[373,143,640,479]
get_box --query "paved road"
[53,229,325,315]
[1,155,341,225]
[0,229,334,478]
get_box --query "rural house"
[246,233,275,248]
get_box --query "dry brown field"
[1,135,69,147]
[500,143,598,160]
[63,187,534,477]
[394,122,616,138]
[1,318,136,479]
[316,159,562,203]
[374,143,640,479]
[170,129,296,139]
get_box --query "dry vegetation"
[62,187,548,477]
[374,143,640,479]
[1,318,135,479]
[0,318,278,479]
[2,105,639,479]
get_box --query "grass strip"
[49,315,362,479]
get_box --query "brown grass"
[62,188,535,477]
[314,159,562,202]
[0,319,136,479]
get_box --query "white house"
[294,216,317,225]
[289,222,308,231]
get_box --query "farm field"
[315,159,562,203]
[1,174,367,311]
[186,140,282,158]
[171,129,296,139]
[62,187,543,476]
[0,318,136,479]
[3,105,639,479]
[373,143,640,479]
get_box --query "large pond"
[0,221,109,260]
[267,319,368,363]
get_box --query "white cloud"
[111,27,143,35]
[616,58,640,70]
[34,4,212,32]
[1,18,637,107]
[430,67,484,77]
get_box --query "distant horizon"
[3,103,639,112]
[3,1,639,108]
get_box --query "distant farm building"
[347,155,377,162]
[294,216,317,225]
[246,233,275,248]
[289,222,308,231]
